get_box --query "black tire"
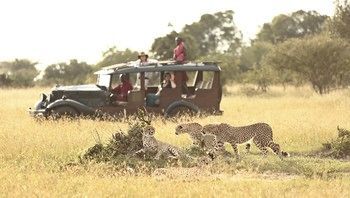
[50,106,79,119]
[164,100,199,117]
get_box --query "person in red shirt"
[173,37,186,63]
[111,74,133,102]
[173,37,189,94]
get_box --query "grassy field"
[1,86,350,197]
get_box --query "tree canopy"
[0,59,38,87]
[330,0,350,40]
[256,10,328,43]
[97,47,139,68]
[151,10,241,60]
[264,34,350,94]
[41,59,93,85]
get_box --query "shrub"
[322,126,350,158]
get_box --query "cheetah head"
[143,125,156,137]
[175,123,203,135]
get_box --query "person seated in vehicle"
[146,72,176,106]
[111,74,133,102]
[160,72,176,89]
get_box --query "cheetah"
[337,126,350,139]
[136,125,185,160]
[201,122,289,159]
[175,123,251,156]
[175,123,218,149]
[175,123,221,158]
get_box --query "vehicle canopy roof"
[94,61,221,75]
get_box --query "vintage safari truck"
[29,61,223,118]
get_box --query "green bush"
[322,126,350,158]
[80,121,206,172]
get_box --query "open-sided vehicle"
[29,61,223,118]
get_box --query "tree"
[264,34,350,94]
[243,65,275,92]
[151,10,241,60]
[182,10,241,56]
[198,52,240,87]
[330,0,350,40]
[239,42,272,72]
[0,59,38,87]
[256,10,329,43]
[151,31,199,61]
[239,42,275,91]
[97,47,139,68]
[41,59,93,85]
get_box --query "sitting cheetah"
[337,126,350,139]
[201,122,289,159]
[136,125,185,160]
[175,123,221,159]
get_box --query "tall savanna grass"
[0,86,350,197]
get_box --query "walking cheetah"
[201,122,289,159]
[136,125,185,160]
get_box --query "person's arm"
[170,80,176,88]
[173,48,177,60]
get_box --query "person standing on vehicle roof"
[137,52,149,66]
[173,37,186,63]
[173,37,189,95]
[136,52,153,89]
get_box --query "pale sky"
[0,0,334,66]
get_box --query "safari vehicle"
[29,61,223,118]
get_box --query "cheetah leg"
[168,148,180,159]
[134,149,145,156]
[230,143,240,160]
[216,141,226,153]
[267,142,290,158]
[245,143,251,153]
[253,139,268,156]
[154,151,162,160]
[206,149,215,160]
[267,142,281,155]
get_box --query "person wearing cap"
[136,52,152,89]
[137,52,149,66]
[111,74,133,102]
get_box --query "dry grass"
[1,86,350,197]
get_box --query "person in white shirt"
[135,52,153,89]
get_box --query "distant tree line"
[1,1,350,94]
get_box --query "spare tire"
[164,100,200,117]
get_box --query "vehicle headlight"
[40,93,47,102]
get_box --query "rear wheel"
[50,106,79,119]
[165,101,199,118]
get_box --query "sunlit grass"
[1,86,350,196]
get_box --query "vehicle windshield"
[97,74,111,88]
